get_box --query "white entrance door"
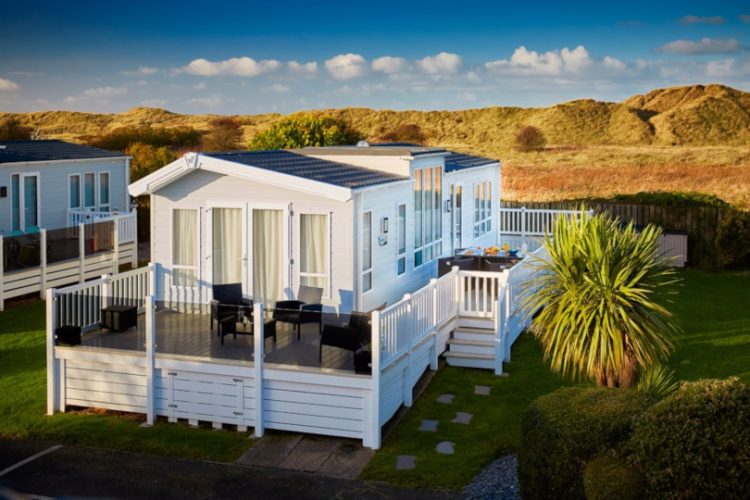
[211,207,246,288]
[251,209,284,306]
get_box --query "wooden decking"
[81,310,357,372]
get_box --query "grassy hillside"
[2,84,749,207]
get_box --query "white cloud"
[0,78,20,91]
[264,83,290,93]
[680,15,725,25]
[416,52,462,74]
[139,99,166,107]
[188,95,222,107]
[603,56,627,71]
[288,60,318,76]
[325,53,367,80]
[657,38,740,55]
[193,82,206,90]
[83,86,128,98]
[372,56,408,74]
[183,57,281,77]
[457,92,477,101]
[705,59,736,77]
[121,66,159,76]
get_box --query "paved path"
[0,439,457,500]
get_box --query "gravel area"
[462,454,520,500]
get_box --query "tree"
[126,142,177,181]
[0,117,32,140]
[523,211,681,388]
[201,117,243,152]
[248,114,362,150]
[377,123,427,144]
[514,125,547,152]
[89,125,201,152]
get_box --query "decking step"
[444,351,496,370]
[448,338,495,356]
[457,317,495,329]
[453,327,495,342]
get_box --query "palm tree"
[523,211,681,388]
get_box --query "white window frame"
[474,180,492,239]
[362,210,373,293]
[10,172,41,231]
[83,172,96,210]
[413,166,443,268]
[170,208,200,287]
[68,174,82,210]
[299,212,331,298]
[396,203,406,276]
[98,172,110,212]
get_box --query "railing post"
[0,235,4,311]
[46,288,58,415]
[253,302,265,438]
[78,223,85,283]
[145,294,156,426]
[148,262,157,301]
[504,284,512,362]
[520,206,527,245]
[101,274,111,308]
[369,309,382,449]
[494,295,504,376]
[430,278,439,371]
[112,216,120,275]
[39,228,47,299]
[131,210,138,268]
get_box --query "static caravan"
[129,143,500,312]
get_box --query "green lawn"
[360,269,750,490]
[0,301,250,462]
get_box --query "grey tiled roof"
[0,140,126,164]
[205,150,408,189]
[444,152,498,172]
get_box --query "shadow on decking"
[81,310,357,372]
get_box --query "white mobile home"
[128,143,500,312]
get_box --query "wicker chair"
[210,283,253,333]
[272,286,324,340]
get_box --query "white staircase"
[444,319,497,370]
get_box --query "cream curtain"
[172,209,197,286]
[253,209,283,305]
[300,214,328,289]
[212,208,243,285]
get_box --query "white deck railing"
[458,270,509,319]
[499,207,591,238]
[68,209,137,244]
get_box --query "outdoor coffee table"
[101,304,138,332]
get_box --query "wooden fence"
[501,201,724,268]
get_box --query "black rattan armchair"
[319,311,370,363]
[210,283,253,332]
[273,285,324,340]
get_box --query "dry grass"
[503,145,750,209]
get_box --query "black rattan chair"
[319,311,370,363]
[273,286,324,340]
[210,283,253,333]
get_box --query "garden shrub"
[518,387,653,500]
[630,378,750,499]
[716,210,750,269]
[583,454,644,500]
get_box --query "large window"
[11,173,39,231]
[414,166,443,266]
[397,204,406,275]
[474,180,492,238]
[69,174,81,209]
[362,211,372,292]
[99,172,110,211]
[172,209,198,286]
[84,173,96,209]
[300,213,329,293]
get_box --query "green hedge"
[630,378,750,499]
[583,454,644,500]
[518,387,653,500]
[716,210,750,269]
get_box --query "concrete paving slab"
[437,394,455,404]
[452,412,473,425]
[396,455,417,470]
[436,442,455,455]
[419,420,439,432]
[278,435,339,472]
[318,441,374,479]
[474,385,491,396]
[236,434,303,468]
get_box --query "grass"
[0,300,250,462]
[360,269,750,490]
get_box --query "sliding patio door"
[212,208,244,285]
[252,209,283,305]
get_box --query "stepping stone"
[396,455,417,470]
[419,419,439,432]
[436,441,455,455]
[452,412,473,425]
[437,393,455,404]
[474,385,491,396]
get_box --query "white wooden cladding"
[55,265,151,329]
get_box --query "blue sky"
[1,0,749,114]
